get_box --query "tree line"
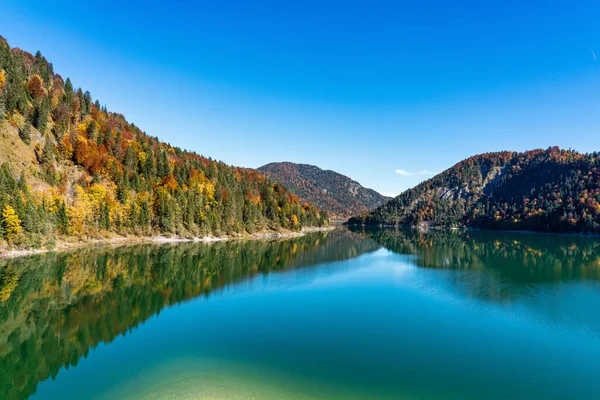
[0,36,327,248]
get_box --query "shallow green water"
[2,228,600,399]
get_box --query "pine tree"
[83,91,92,115]
[117,175,128,204]
[63,77,73,105]
[101,200,110,230]
[157,149,170,178]
[140,200,150,228]
[19,123,31,145]
[34,97,50,134]
[57,201,69,234]
[42,136,55,165]
[124,146,137,171]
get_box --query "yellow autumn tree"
[291,214,299,227]
[88,183,107,203]
[138,151,147,167]
[0,266,19,302]
[68,185,93,237]
[2,205,22,241]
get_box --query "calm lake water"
[2,227,600,399]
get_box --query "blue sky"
[2,1,600,196]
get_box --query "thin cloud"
[395,169,437,177]
[592,48,597,61]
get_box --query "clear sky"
[2,1,600,196]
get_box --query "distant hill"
[258,162,391,218]
[349,148,600,233]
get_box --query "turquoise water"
[2,228,600,399]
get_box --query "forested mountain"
[258,162,390,218]
[349,148,600,233]
[0,36,327,250]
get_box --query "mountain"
[0,36,327,250]
[258,162,391,218]
[349,148,600,233]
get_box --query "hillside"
[349,148,600,233]
[0,36,327,251]
[258,162,390,218]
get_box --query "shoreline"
[0,226,334,260]
[346,222,600,237]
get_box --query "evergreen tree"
[63,77,73,105]
[42,136,55,165]
[19,123,31,145]
[124,146,137,171]
[57,201,69,235]
[139,200,150,229]
[157,149,170,178]
[101,200,110,230]
[34,97,50,134]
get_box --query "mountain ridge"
[258,161,390,218]
[349,147,600,233]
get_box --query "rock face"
[349,148,600,233]
[258,162,391,218]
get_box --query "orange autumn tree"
[28,74,46,99]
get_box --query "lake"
[1,227,600,399]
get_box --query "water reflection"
[350,227,600,304]
[351,227,600,281]
[0,229,378,400]
[4,227,600,400]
